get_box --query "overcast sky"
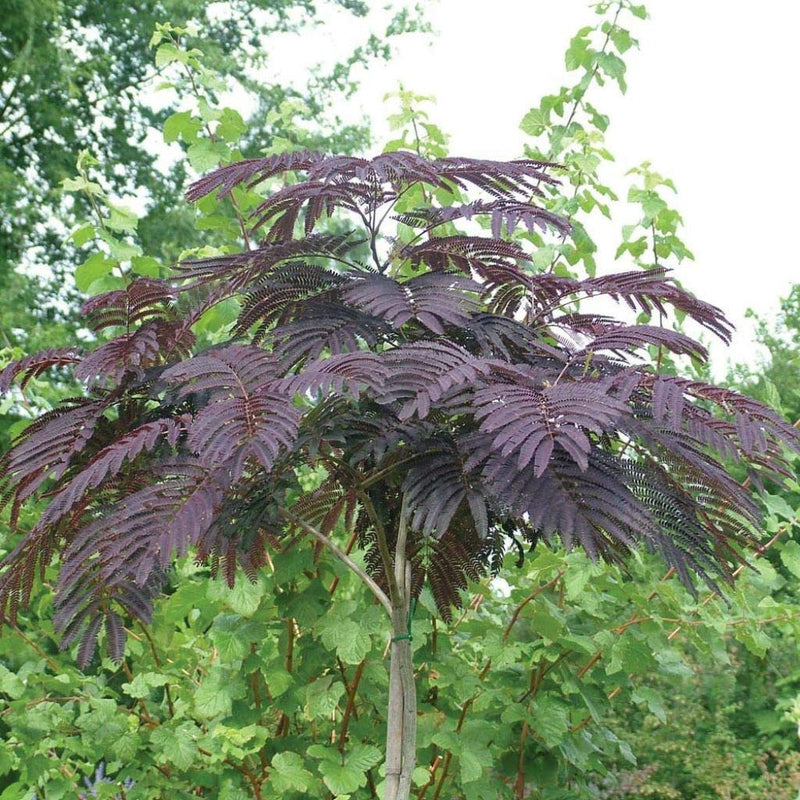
[332,0,800,373]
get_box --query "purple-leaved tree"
[1,151,798,800]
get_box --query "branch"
[357,488,401,607]
[282,510,391,615]
[504,569,566,639]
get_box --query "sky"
[330,0,800,374]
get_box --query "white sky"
[336,0,800,373]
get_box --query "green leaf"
[219,782,250,800]
[764,493,796,522]
[164,111,203,144]
[70,223,95,246]
[122,671,169,699]
[597,51,627,91]
[520,107,548,137]
[305,676,345,719]
[265,666,293,697]
[0,748,14,777]
[75,252,114,292]
[198,97,222,123]
[155,43,183,67]
[346,743,381,772]
[459,749,484,784]
[529,608,565,642]
[780,540,800,577]
[565,27,593,71]
[98,230,142,260]
[279,577,330,626]
[111,731,140,762]
[193,296,240,337]
[62,176,102,194]
[531,244,555,270]
[194,669,238,719]
[188,139,230,172]
[75,698,126,746]
[609,26,634,54]
[209,614,250,661]
[217,108,247,143]
[631,686,666,722]
[642,194,666,219]
[307,743,339,762]
[161,580,211,626]
[525,547,565,575]
[309,743,371,795]
[150,723,199,770]
[317,617,372,664]
[271,752,314,793]
[39,778,71,800]
[412,766,430,787]
[529,694,571,747]
[607,635,654,675]
[320,762,366,796]
[131,256,161,277]
[207,574,265,616]
[221,724,263,746]
[0,665,24,699]
[734,624,771,658]
[104,203,139,233]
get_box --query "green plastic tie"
[391,597,418,643]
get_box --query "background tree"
[729,287,800,423]
[0,0,426,350]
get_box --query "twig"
[283,510,391,614]
[338,659,366,753]
[504,569,566,639]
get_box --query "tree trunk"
[384,520,416,800]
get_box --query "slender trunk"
[384,517,417,800]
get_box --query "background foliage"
[1,2,799,799]
[0,0,425,351]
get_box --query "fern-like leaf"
[39,418,184,528]
[403,235,529,277]
[185,151,323,201]
[162,346,299,480]
[393,199,570,238]
[473,378,629,475]
[81,279,177,332]
[0,398,110,511]
[174,233,360,291]
[342,272,480,334]
[0,348,83,393]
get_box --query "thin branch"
[504,569,566,639]
[283,509,391,615]
[430,695,473,800]
[357,488,401,607]
[513,721,530,799]
[276,618,296,738]
[338,659,366,753]
[328,528,359,595]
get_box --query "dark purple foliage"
[1,150,798,666]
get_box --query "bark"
[384,516,417,800]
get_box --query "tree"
[1,149,799,800]
[729,286,800,423]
